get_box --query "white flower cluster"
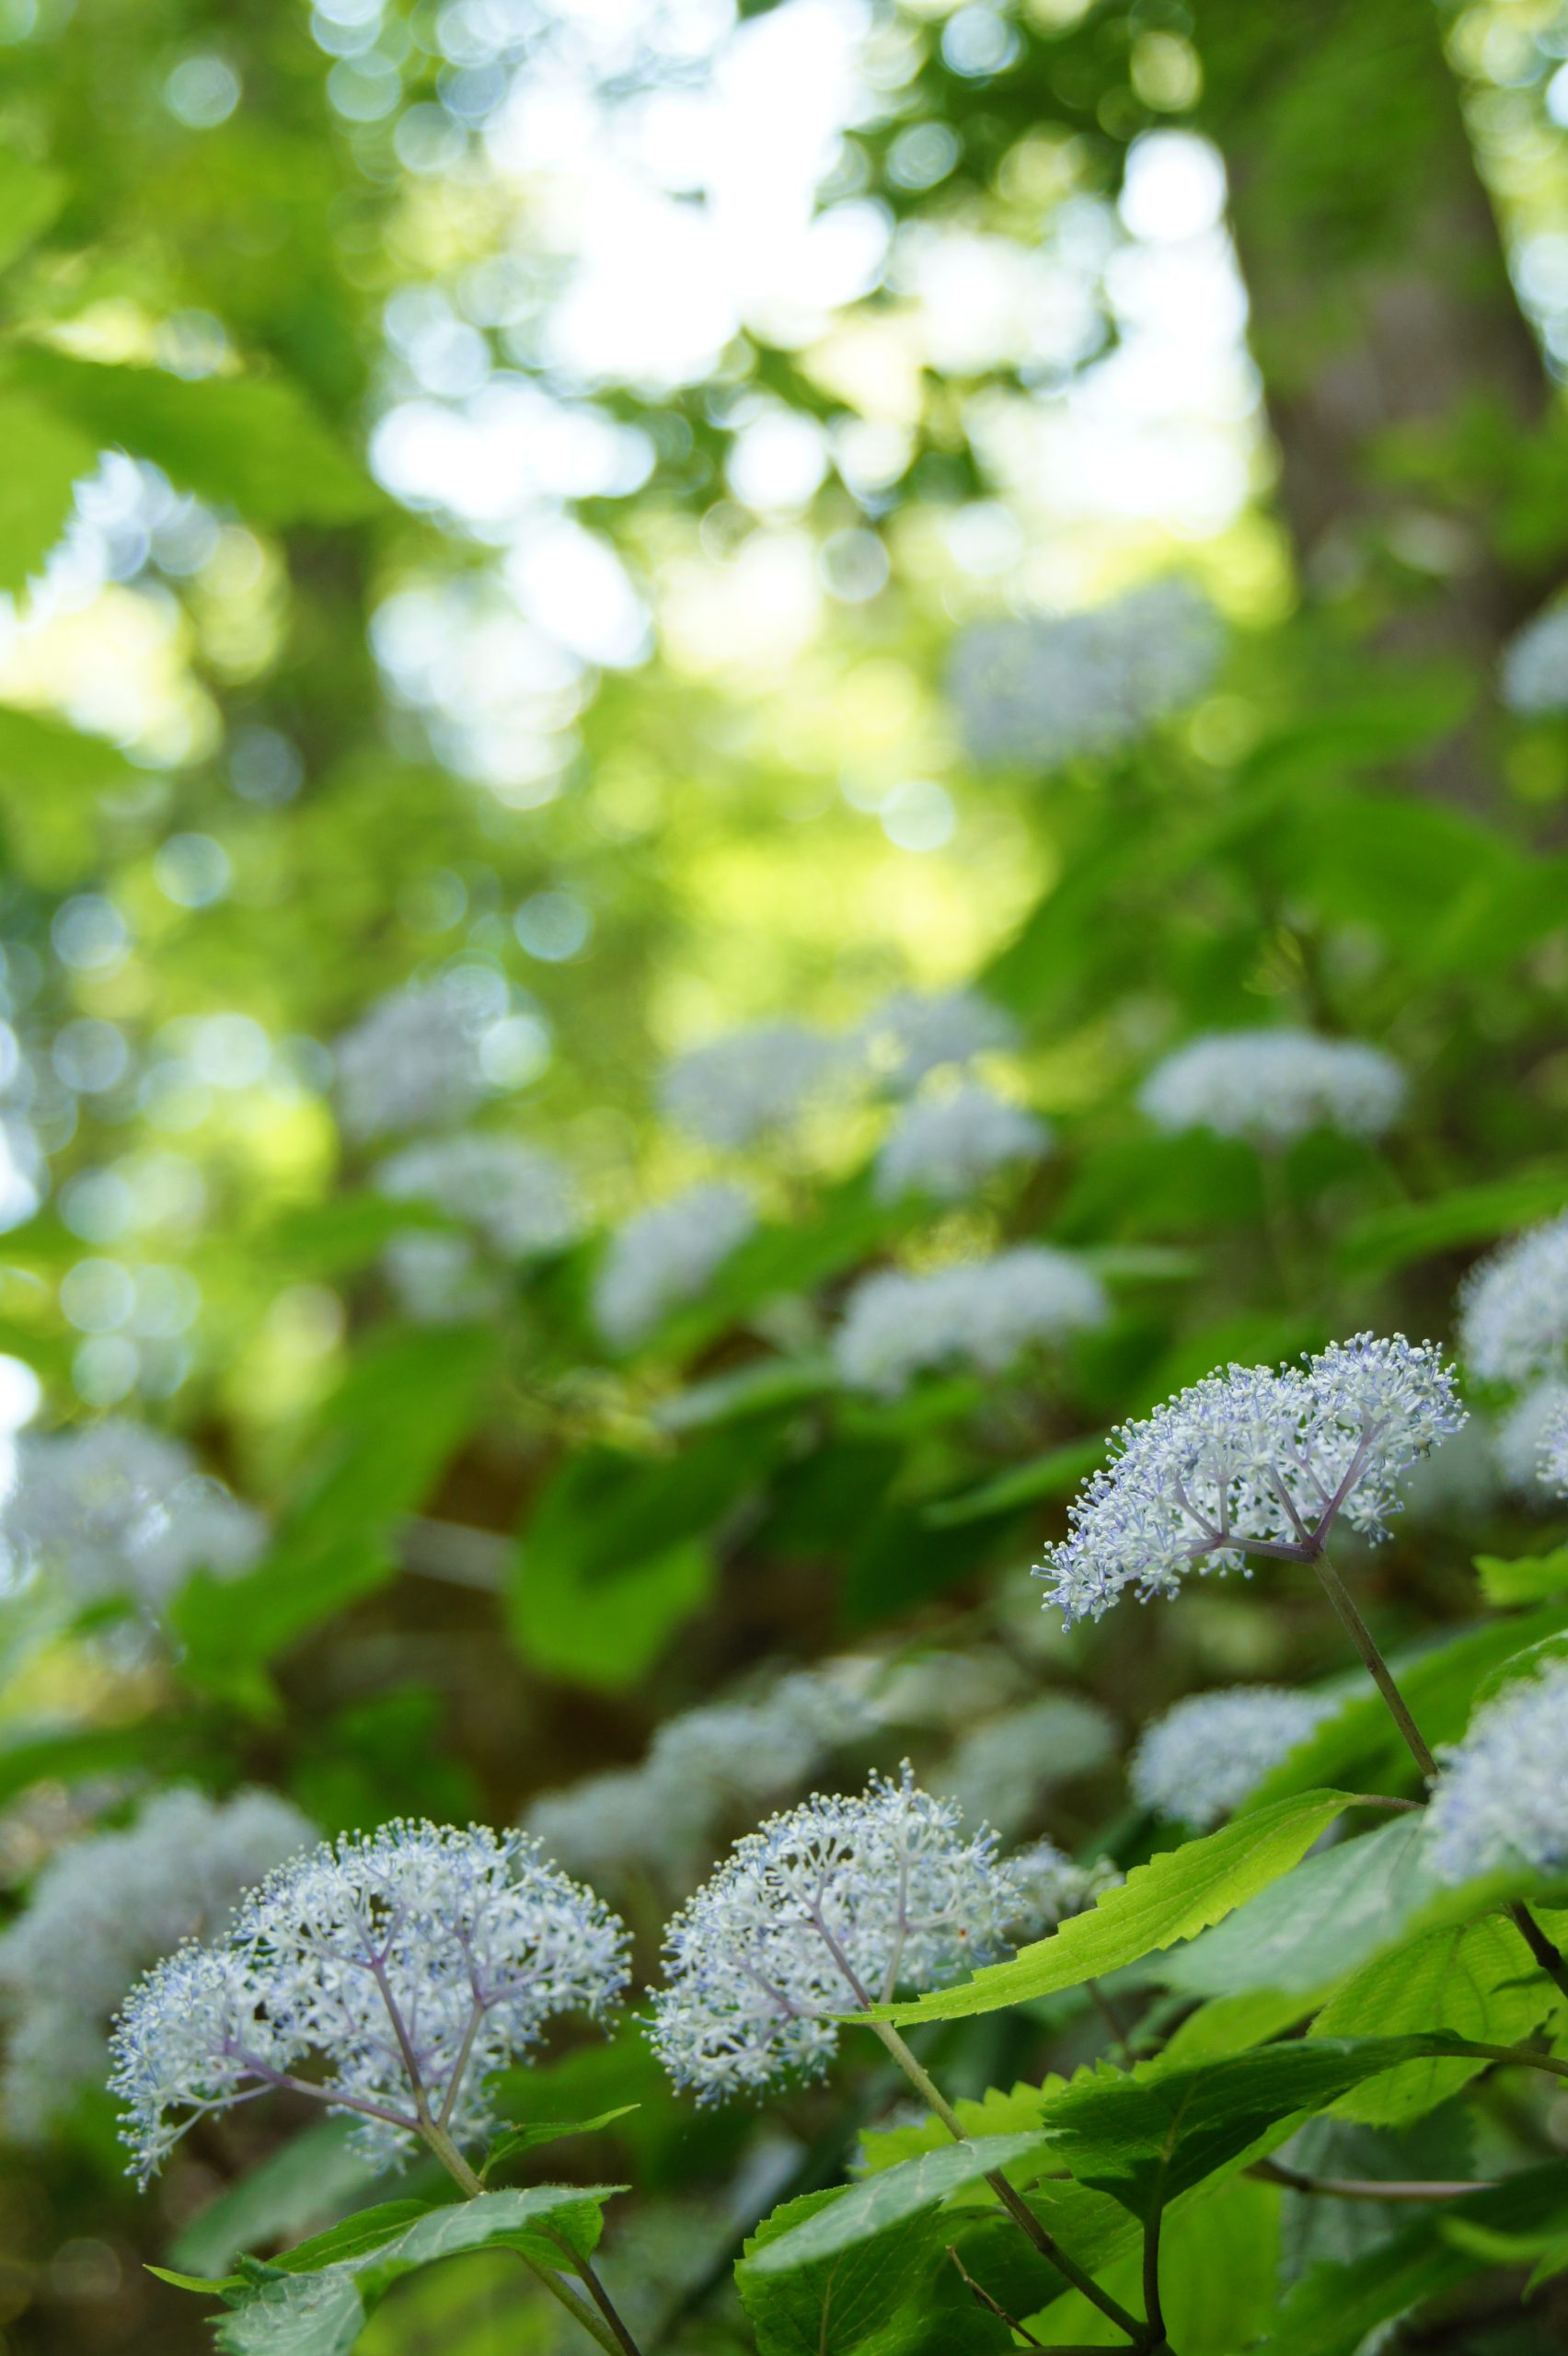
[874,1084,1050,1204]
[1493,1380,1568,1501]
[937,1693,1117,1840]
[1005,1840,1123,1940]
[526,1670,871,1889]
[1426,1662,1568,1884]
[659,1023,848,1149]
[833,1247,1108,1398]
[376,1134,580,1260]
[1542,1397,1568,1497]
[1138,1030,1408,1149]
[334,972,523,1142]
[594,1183,756,1348]
[1501,601,1568,715]
[647,1768,1014,2102]
[1,1420,266,1611]
[1129,1687,1341,1831]
[0,1787,312,2140]
[1458,1215,1568,1388]
[948,579,1222,771]
[1039,1334,1465,1625]
[110,1820,629,2181]
[856,989,1018,1094]
[380,1230,502,1326]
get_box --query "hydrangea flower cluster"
[1,1419,266,1611]
[376,1134,581,1260]
[1500,601,1568,715]
[1458,1215,1568,1387]
[659,1022,847,1149]
[1493,1380,1568,1500]
[1005,1840,1123,1940]
[526,1669,871,1889]
[1038,1334,1464,1625]
[334,973,520,1142]
[856,989,1018,1093]
[1425,1662,1568,1885]
[1542,1398,1568,1497]
[948,579,1221,770]
[874,1084,1050,1204]
[0,1787,312,2141]
[833,1247,1109,1398]
[938,1693,1117,1840]
[594,1183,755,1348]
[1138,1030,1408,1149]
[110,1821,630,2182]
[647,1768,1014,2102]
[1129,1686,1342,1831]
[380,1230,503,1326]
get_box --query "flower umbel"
[834,1246,1108,1398]
[594,1183,755,1348]
[874,1083,1050,1204]
[1,1419,266,1611]
[646,1767,1014,2103]
[1458,1214,1568,1388]
[110,1820,630,2182]
[1138,1029,1407,1149]
[659,1022,847,1149]
[1129,1687,1342,1831]
[1426,1662,1568,1885]
[1004,1841,1123,1941]
[1038,1334,1464,1624]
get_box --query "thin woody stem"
[421,2120,638,2356]
[867,2020,1159,2350]
[945,2246,1045,2345]
[1251,2156,1475,2201]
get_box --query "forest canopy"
[5,0,1568,2350]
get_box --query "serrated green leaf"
[877,1791,1348,2025]
[737,2190,1020,2355]
[169,2119,386,2279]
[745,2133,1049,2275]
[1162,1816,1434,1999]
[480,2107,640,2179]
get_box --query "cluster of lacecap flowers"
[874,1083,1050,1203]
[833,1246,1108,1397]
[1138,1029,1408,1149]
[594,1183,757,1348]
[333,971,523,1142]
[1129,1686,1342,1831]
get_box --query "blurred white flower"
[381,1230,503,1325]
[1458,1214,1568,1388]
[594,1184,755,1348]
[659,1022,848,1149]
[1427,1661,1568,1884]
[1129,1686,1341,1831]
[856,988,1017,1094]
[335,972,530,1141]
[2,1419,266,1611]
[1138,1029,1408,1149]
[949,579,1221,769]
[875,1083,1050,1203]
[1005,1839,1123,1939]
[937,1693,1117,1838]
[1493,1380,1568,1500]
[1501,601,1568,715]
[376,1134,581,1259]
[833,1246,1108,1397]
[0,1787,311,2141]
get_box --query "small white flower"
[937,1694,1117,1839]
[1458,1215,1568,1388]
[875,1084,1050,1203]
[376,1134,580,1259]
[1138,1030,1408,1149]
[833,1247,1108,1398]
[1426,1661,1568,1884]
[1129,1687,1341,1831]
[1501,602,1568,715]
[334,971,521,1142]
[1038,1334,1465,1625]
[110,1820,630,2182]
[594,1184,755,1348]
[1,1420,266,1611]
[1005,1840,1123,1939]
[948,579,1221,770]
[659,1023,847,1149]
[1493,1380,1568,1500]
[1543,1397,1568,1497]
[857,989,1017,1095]
[647,1767,1014,2103]
[381,1230,502,1325]
[0,1787,311,2141]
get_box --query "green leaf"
[744,2134,1050,2276]
[654,1357,834,1433]
[0,146,66,270]
[479,2107,640,2180]
[508,1423,786,1688]
[923,1435,1108,1528]
[1043,2037,1482,2223]
[207,2187,622,2355]
[12,346,377,525]
[1337,1165,1568,1278]
[737,2190,1021,2355]
[876,1790,1349,2025]
[1476,1546,1568,1607]
[168,2120,386,2280]
[1262,2163,1568,2356]
[1311,1914,1561,2125]
[0,389,95,593]
[1162,1816,1435,2000]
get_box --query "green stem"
[421,2121,628,2356]
[867,2020,1158,2350]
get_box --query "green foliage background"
[6,0,1568,2349]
